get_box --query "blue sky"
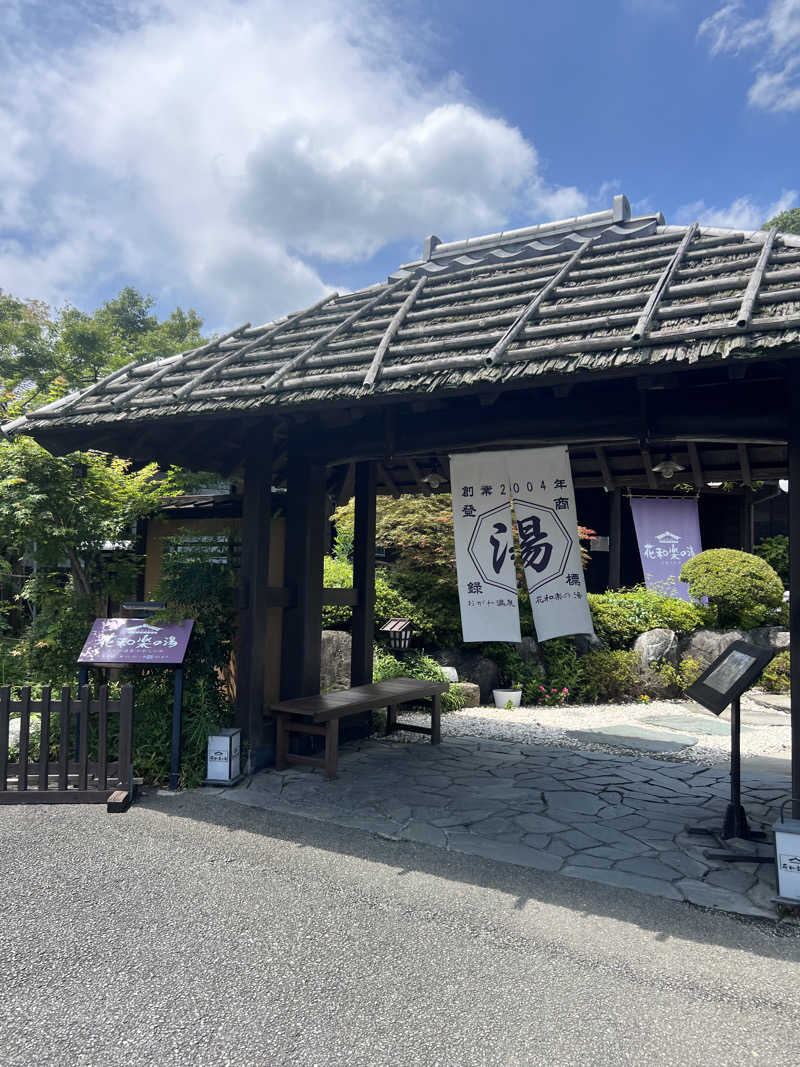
[1,0,798,331]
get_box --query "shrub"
[680,549,784,630]
[321,557,420,635]
[540,637,582,697]
[647,655,703,697]
[753,535,789,587]
[485,645,546,704]
[588,586,706,649]
[761,650,790,693]
[575,649,640,703]
[372,647,465,712]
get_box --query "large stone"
[8,714,41,749]
[320,629,351,692]
[747,626,790,651]
[437,649,500,702]
[573,632,603,656]
[679,629,746,669]
[633,628,678,667]
[440,665,459,684]
[518,636,543,666]
[455,682,481,707]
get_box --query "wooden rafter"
[174,294,336,401]
[687,442,704,488]
[631,223,698,342]
[736,227,778,329]
[594,446,615,490]
[363,275,426,388]
[407,457,430,494]
[377,462,401,499]
[485,237,594,366]
[261,277,408,393]
[111,325,251,408]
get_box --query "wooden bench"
[270,677,449,779]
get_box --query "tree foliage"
[763,207,800,236]
[1,285,203,418]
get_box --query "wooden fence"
[0,684,133,810]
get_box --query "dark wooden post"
[351,461,377,687]
[236,421,273,770]
[281,435,327,699]
[790,369,800,818]
[608,488,622,590]
[739,489,754,552]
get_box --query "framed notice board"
[685,640,775,716]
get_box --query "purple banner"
[630,497,701,601]
[78,618,194,666]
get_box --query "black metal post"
[170,666,184,791]
[721,697,747,839]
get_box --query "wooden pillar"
[739,489,754,552]
[236,422,273,771]
[350,461,377,686]
[790,369,800,818]
[281,437,327,699]
[608,488,622,590]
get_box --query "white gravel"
[399,690,792,767]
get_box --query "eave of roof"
[7,195,800,443]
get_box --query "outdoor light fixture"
[422,472,447,489]
[651,454,685,479]
[780,479,789,493]
[381,618,413,651]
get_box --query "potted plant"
[493,675,522,709]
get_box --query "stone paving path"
[210,735,792,920]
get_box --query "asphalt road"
[2,792,799,1067]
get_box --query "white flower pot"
[493,688,522,708]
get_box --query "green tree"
[763,208,800,236]
[1,285,204,417]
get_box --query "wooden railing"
[0,684,133,811]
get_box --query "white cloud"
[699,0,800,111]
[0,0,588,328]
[674,189,798,229]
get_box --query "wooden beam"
[595,446,615,490]
[687,442,704,488]
[485,237,594,365]
[235,421,273,769]
[175,295,335,400]
[736,227,777,329]
[336,462,356,506]
[262,277,407,392]
[350,461,377,687]
[631,222,698,342]
[377,462,401,499]
[407,457,430,495]
[280,439,327,699]
[364,275,426,388]
[738,442,752,486]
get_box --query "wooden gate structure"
[5,194,800,811]
[0,684,133,810]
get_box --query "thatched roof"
[8,194,800,443]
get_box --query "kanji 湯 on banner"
[450,447,593,643]
[506,447,594,642]
[449,452,521,642]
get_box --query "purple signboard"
[630,497,702,601]
[78,618,194,666]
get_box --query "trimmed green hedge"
[680,548,784,630]
[588,586,706,649]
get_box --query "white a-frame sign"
[450,447,594,643]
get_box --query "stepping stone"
[615,857,681,881]
[514,812,571,834]
[561,865,682,900]
[566,725,697,754]
[642,714,733,737]
[543,790,606,815]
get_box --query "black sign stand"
[685,640,776,861]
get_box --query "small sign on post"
[77,618,194,791]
